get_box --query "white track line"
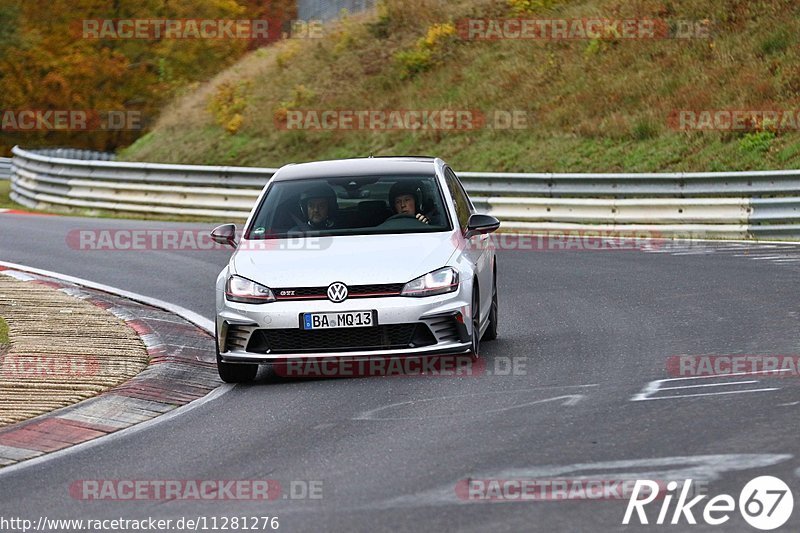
[658,380,760,391]
[518,234,800,247]
[636,388,779,400]
[0,384,233,478]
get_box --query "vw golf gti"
[211,156,500,383]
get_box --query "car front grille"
[273,283,404,301]
[246,323,436,354]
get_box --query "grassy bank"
[119,0,800,172]
[0,317,8,346]
[0,181,14,209]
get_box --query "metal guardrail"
[0,158,11,181]
[10,147,275,220]
[9,146,800,239]
[29,148,116,161]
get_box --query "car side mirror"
[465,214,500,238]
[211,224,238,248]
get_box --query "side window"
[445,168,472,230]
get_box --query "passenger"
[389,180,430,224]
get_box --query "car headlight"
[401,267,459,297]
[225,275,275,304]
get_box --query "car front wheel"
[482,268,498,341]
[217,354,258,384]
[215,327,258,383]
[471,285,480,356]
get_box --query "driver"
[298,184,338,230]
[389,180,429,224]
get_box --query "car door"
[444,167,493,325]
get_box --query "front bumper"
[216,289,472,363]
[221,342,472,363]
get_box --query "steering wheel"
[386,213,419,221]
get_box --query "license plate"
[302,311,375,330]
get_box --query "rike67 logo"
[623,476,794,530]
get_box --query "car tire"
[482,267,498,342]
[471,284,480,357]
[216,327,258,383]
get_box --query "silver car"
[211,157,500,383]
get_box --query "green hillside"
[120,0,800,172]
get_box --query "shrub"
[275,40,302,70]
[632,119,660,140]
[394,22,457,78]
[508,0,563,14]
[273,85,318,127]
[759,30,790,56]
[207,81,251,135]
[739,131,775,154]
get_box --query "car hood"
[231,232,457,287]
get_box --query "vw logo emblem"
[327,282,348,303]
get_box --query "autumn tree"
[0,0,297,155]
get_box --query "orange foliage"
[0,0,298,155]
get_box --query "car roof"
[272,157,439,182]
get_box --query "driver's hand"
[416,213,430,224]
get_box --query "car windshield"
[245,174,452,239]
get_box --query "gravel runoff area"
[0,275,148,427]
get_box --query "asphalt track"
[1,213,799,532]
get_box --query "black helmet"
[299,183,338,218]
[389,180,424,213]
